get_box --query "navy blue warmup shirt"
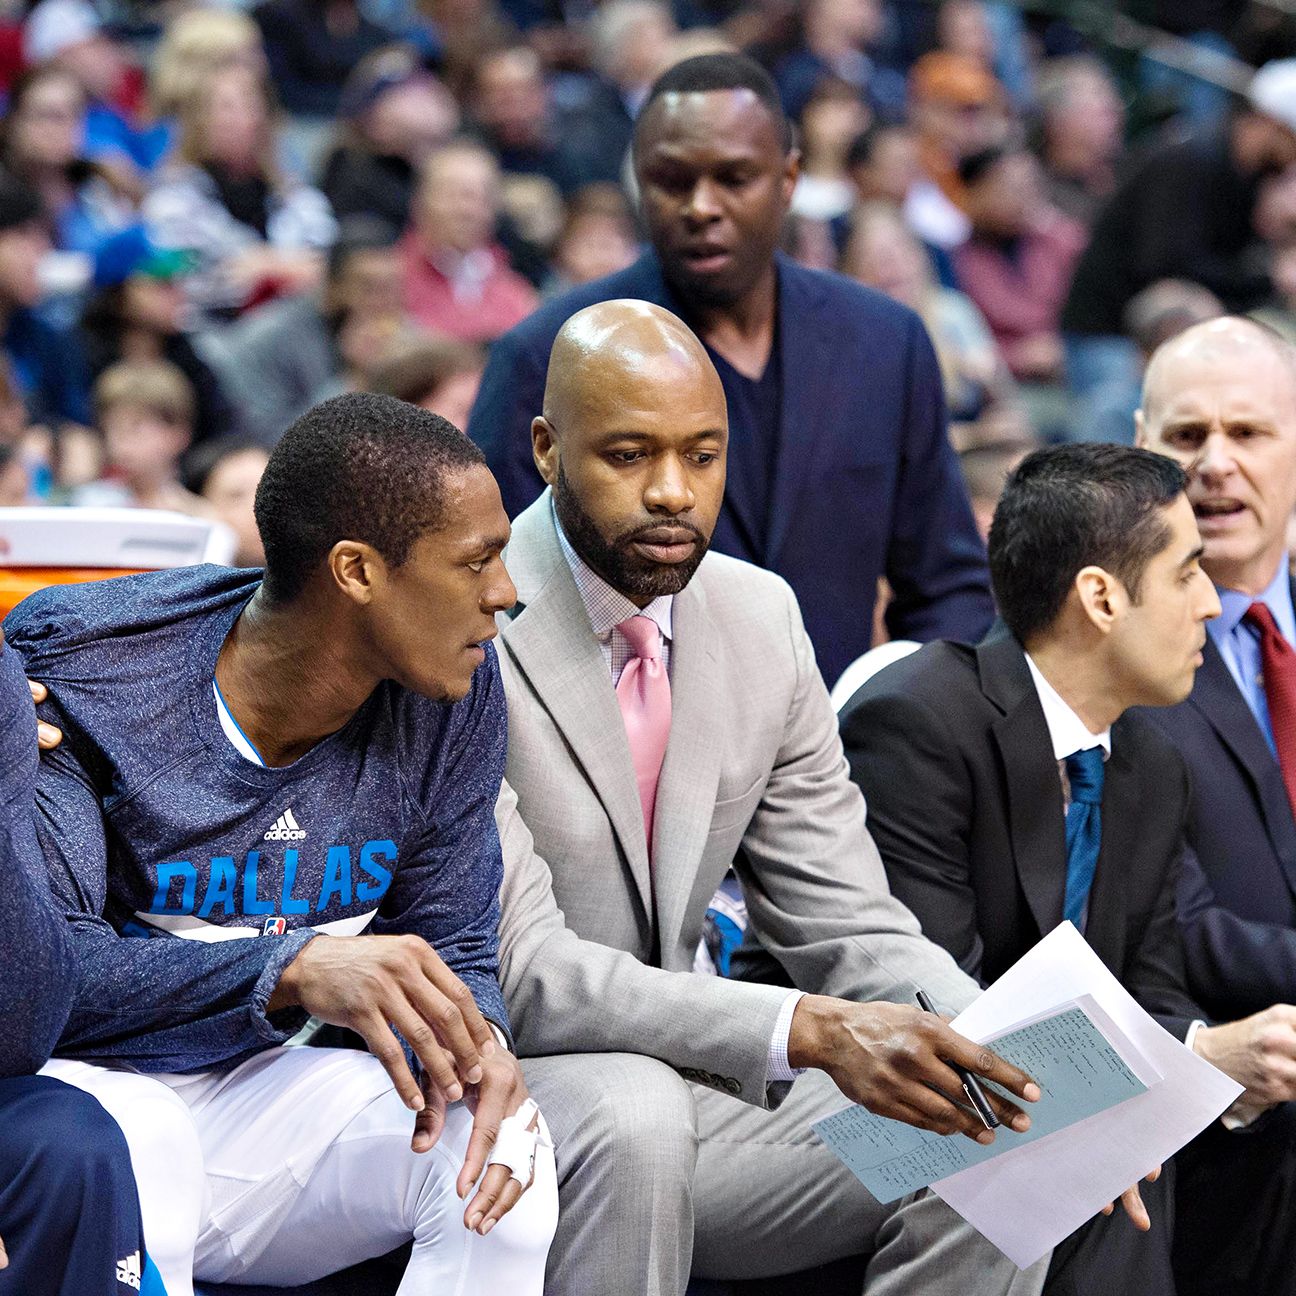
[0,634,74,1076]
[5,565,510,1074]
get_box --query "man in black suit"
[1134,316,1296,1294]
[840,443,1296,1296]
[467,52,994,686]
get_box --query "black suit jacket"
[1141,621,1296,1020]
[466,250,995,685]
[839,630,1200,1038]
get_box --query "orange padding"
[0,568,148,618]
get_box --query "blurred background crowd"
[2,0,1296,573]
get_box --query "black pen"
[916,989,1000,1131]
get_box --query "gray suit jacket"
[494,494,977,1109]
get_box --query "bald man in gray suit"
[495,299,1061,1296]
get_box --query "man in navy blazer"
[1137,317,1296,1295]
[466,52,994,686]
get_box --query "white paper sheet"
[932,922,1242,1268]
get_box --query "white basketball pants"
[43,1047,558,1296]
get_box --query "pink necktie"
[615,615,672,859]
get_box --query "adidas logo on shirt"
[264,809,307,841]
[116,1251,142,1291]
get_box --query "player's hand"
[788,995,1040,1143]
[267,934,496,1113]
[1099,1166,1161,1230]
[26,678,62,750]
[458,1048,539,1235]
[413,1068,449,1153]
[1194,1007,1296,1104]
[0,1229,7,1269]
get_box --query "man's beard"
[553,464,710,600]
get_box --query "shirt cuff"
[767,989,807,1084]
[1185,1019,1203,1052]
[488,1021,511,1053]
[1221,1096,1270,1130]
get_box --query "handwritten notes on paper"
[813,1002,1147,1203]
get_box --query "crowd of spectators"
[3,0,1296,573]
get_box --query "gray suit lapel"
[500,497,655,920]
[653,579,725,957]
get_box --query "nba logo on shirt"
[262,916,287,936]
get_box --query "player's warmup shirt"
[5,565,510,1073]
[0,635,74,1073]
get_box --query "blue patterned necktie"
[1063,747,1105,930]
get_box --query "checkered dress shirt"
[553,507,673,680]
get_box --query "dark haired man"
[0,630,168,1295]
[5,393,556,1294]
[495,298,1058,1296]
[841,443,1296,1295]
[469,51,994,686]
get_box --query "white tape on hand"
[485,1098,550,1186]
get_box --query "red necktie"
[615,616,672,861]
[1245,602,1296,816]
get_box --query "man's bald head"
[1141,316,1296,425]
[1137,315,1296,594]
[542,299,725,432]
[532,299,728,604]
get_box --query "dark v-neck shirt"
[706,319,783,568]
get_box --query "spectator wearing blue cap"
[0,172,90,427]
[80,225,236,443]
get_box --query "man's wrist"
[786,994,833,1071]
[266,937,313,1014]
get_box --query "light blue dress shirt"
[1207,559,1296,756]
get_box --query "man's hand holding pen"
[786,994,1040,1145]
[790,992,1160,1231]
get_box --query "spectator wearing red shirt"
[400,139,538,344]
[954,143,1086,384]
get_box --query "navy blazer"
[840,630,1201,1040]
[466,251,995,686]
[1143,623,1296,1020]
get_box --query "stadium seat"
[828,640,922,712]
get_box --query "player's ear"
[532,416,559,487]
[1075,564,1124,633]
[329,540,382,606]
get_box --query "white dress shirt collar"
[1024,653,1112,762]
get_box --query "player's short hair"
[989,443,1186,643]
[254,391,486,604]
[636,53,794,153]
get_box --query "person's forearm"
[58,920,315,1071]
[0,825,73,1076]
